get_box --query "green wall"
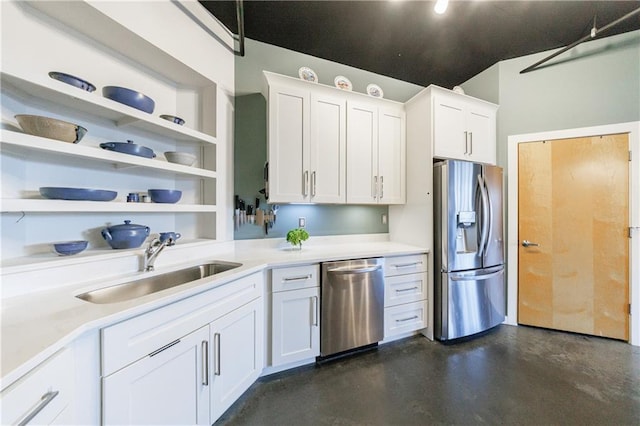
[233,39,424,240]
[462,30,640,169]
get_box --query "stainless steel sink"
[76,261,242,304]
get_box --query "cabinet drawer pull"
[392,261,422,269]
[18,390,59,426]
[396,315,419,323]
[214,333,221,376]
[283,274,312,282]
[149,339,180,357]
[380,175,384,199]
[202,340,209,386]
[469,132,473,155]
[395,286,419,293]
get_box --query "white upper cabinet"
[266,81,346,204]
[264,71,405,205]
[267,84,310,203]
[309,93,347,203]
[346,102,406,204]
[432,88,497,165]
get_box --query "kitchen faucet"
[143,237,174,272]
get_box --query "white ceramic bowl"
[164,151,196,166]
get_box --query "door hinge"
[630,150,632,162]
[629,304,632,315]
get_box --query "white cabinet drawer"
[384,300,428,338]
[272,264,319,292]
[102,272,262,376]
[1,348,74,425]
[385,272,428,307]
[384,254,427,276]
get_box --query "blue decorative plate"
[40,187,117,201]
[48,71,96,92]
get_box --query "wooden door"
[518,134,629,340]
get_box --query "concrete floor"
[217,325,640,425]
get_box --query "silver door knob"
[521,240,540,247]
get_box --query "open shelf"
[1,72,217,145]
[25,1,215,88]
[1,199,217,213]
[0,130,217,179]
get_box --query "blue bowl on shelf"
[40,187,117,201]
[100,140,156,159]
[160,114,185,125]
[53,240,88,256]
[102,86,155,114]
[48,71,96,92]
[148,189,182,204]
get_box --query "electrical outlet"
[382,214,387,225]
[298,217,306,228]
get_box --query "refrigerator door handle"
[450,269,504,281]
[477,174,490,258]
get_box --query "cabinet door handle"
[372,176,378,199]
[213,333,221,376]
[464,131,469,154]
[311,171,316,197]
[469,132,473,155]
[18,390,59,426]
[283,274,312,282]
[202,340,209,386]
[302,171,309,197]
[379,175,384,199]
[396,315,419,323]
[149,339,180,357]
[312,296,319,326]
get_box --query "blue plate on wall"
[40,187,117,201]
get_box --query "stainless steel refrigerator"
[434,160,505,341]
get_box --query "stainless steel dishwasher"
[320,258,385,357]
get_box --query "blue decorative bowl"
[40,187,117,201]
[48,71,96,92]
[102,86,155,114]
[53,240,88,256]
[148,189,182,204]
[100,140,155,159]
[160,114,185,125]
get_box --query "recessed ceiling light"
[434,0,449,15]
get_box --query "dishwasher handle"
[326,265,382,275]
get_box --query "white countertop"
[1,235,427,387]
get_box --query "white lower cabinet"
[100,272,264,425]
[210,297,263,421]
[384,254,429,340]
[1,348,74,425]
[271,264,320,367]
[102,326,210,425]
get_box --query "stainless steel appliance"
[434,160,505,341]
[321,258,384,357]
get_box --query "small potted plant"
[286,227,309,250]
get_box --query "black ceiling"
[200,1,640,89]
